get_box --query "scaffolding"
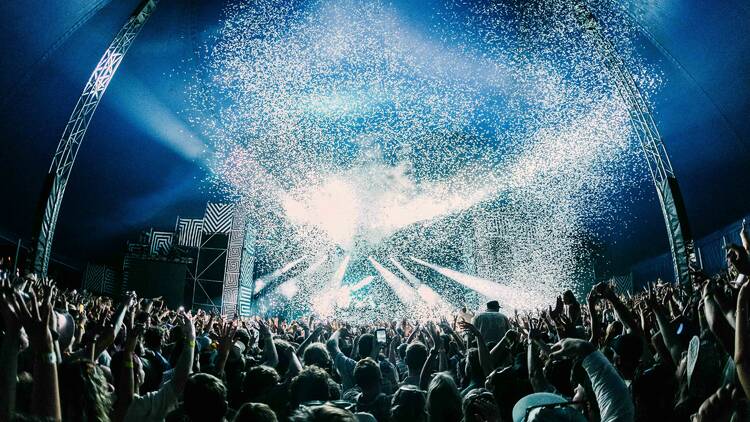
[31,0,159,276]
[574,2,694,285]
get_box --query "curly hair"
[302,342,331,370]
[290,404,357,422]
[243,365,280,402]
[184,373,228,422]
[289,366,333,406]
[58,358,113,422]
[234,402,278,422]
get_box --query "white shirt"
[472,311,510,344]
[581,351,635,422]
[124,380,178,422]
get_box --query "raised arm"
[489,329,517,362]
[735,282,750,399]
[297,325,324,358]
[440,318,466,352]
[459,321,493,377]
[172,315,196,394]
[551,338,634,422]
[388,333,401,367]
[406,322,420,344]
[326,328,344,356]
[0,280,22,420]
[17,290,62,421]
[258,320,279,368]
[646,283,684,364]
[284,345,303,378]
[598,283,642,338]
[95,294,134,358]
[703,281,736,355]
[113,324,143,422]
[419,348,438,390]
[215,320,238,376]
[587,288,602,347]
[528,340,553,393]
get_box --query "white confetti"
[188,0,659,320]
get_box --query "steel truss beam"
[31,0,159,276]
[574,3,694,285]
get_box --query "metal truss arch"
[31,0,159,276]
[574,2,694,285]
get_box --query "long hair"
[58,358,113,422]
[426,372,461,422]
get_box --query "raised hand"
[15,282,62,422]
[180,313,196,343]
[439,317,453,334]
[702,278,718,300]
[15,289,54,353]
[500,328,519,347]
[0,276,21,334]
[551,295,564,318]
[645,282,660,308]
[727,244,750,275]
[593,282,615,300]
[526,318,544,342]
[689,266,710,285]
[550,338,595,360]
[693,384,740,422]
[125,323,145,354]
[458,320,481,337]
[389,333,402,349]
[426,321,440,343]
[217,319,238,360]
[552,313,576,339]
[257,319,272,338]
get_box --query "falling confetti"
[188,0,659,319]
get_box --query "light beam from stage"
[254,256,307,294]
[390,256,451,314]
[333,275,375,310]
[331,255,351,289]
[409,256,530,310]
[275,255,329,299]
[310,255,352,316]
[368,256,420,307]
[350,275,375,292]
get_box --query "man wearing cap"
[471,300,510,344]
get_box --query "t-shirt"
[333,350,358,391]
[472,311,510,344]
[378,358,399,394]
[124,380,178,422]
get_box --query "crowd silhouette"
[1,225,750,421]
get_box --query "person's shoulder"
[378,357,395,368]
[137,379,176,402]
[335,351,356,366]
[473,312,488,320]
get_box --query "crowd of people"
[1,227,750,421]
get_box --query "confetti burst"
[188,0,659,317]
